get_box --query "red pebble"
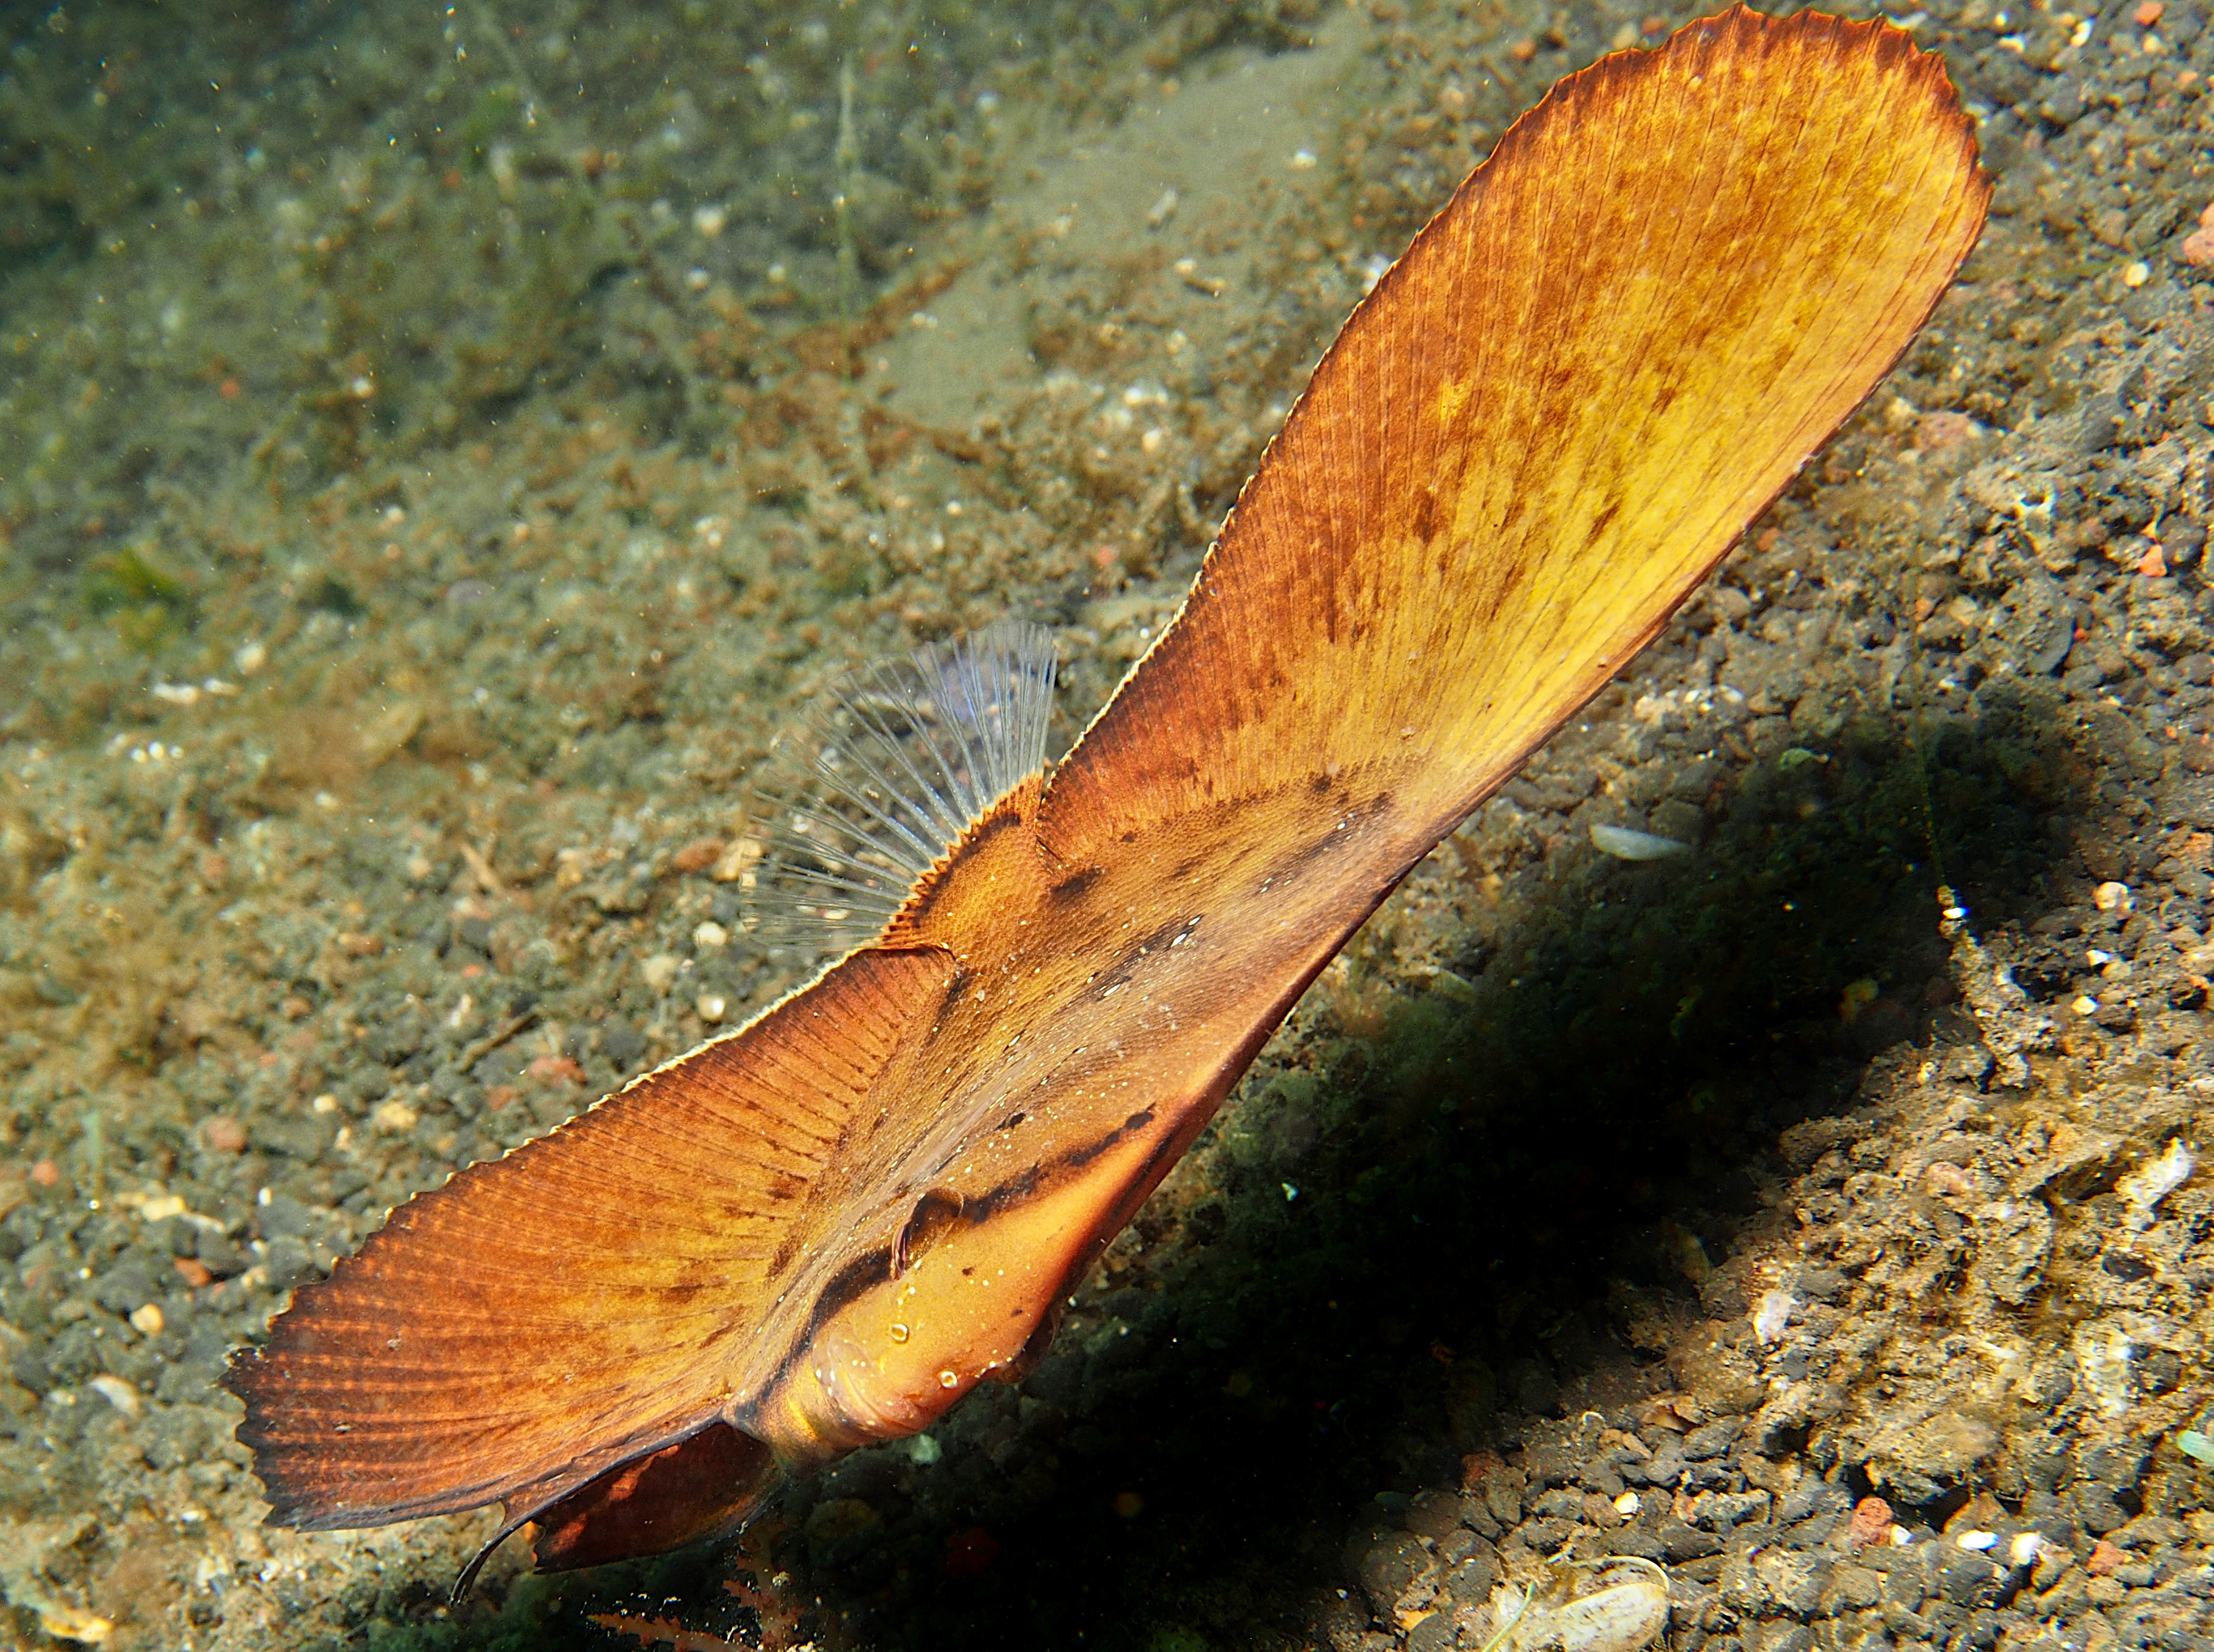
[942,1525,1000,1578]
[204,1117,249,1153]
[1846,1495,1893,1549]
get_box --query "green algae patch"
[79,543,195,654]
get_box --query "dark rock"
[1313,1589,1368,1652]
[1974,48,2044,107]
[1352,1531,1436,1619]
[1403,1489,1460,1540]
[90,1255,157,1314]
[1457,1491,1504,1540]
[1522,1437,1581,1488]
[601,1022,648,1068]
[257,1113,334,1158]
[1581,1458,1626,1497]
[262,1235,320,1292]
[1446,1546,1497,1605]
[1628,1439,1686,1485]
[2073,1484,2135,1536]
[1824,1559,1877,1612]
[1406,1610,1454,1652]
[1683,1417,1742,1460]
[9,1345,53,1393]
[2083,1438,2152,1493]
[1777,1476,1847,1528]
[2132,1346,2183,1395]
[1661,1520,1724,1561]
[1869,1410,1998,1505]
[255,1194,311,1241]
[1884,1563,1926,1610]
[1606,1526,1666,1562]
[1531,1487,1586,1521]
[1931,1548,2006,1610]
[1519,1517,1577,1551]
[1791,1266,1846,1302]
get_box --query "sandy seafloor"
[5,0,2214,1647]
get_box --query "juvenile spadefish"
[225,6,1990,1583]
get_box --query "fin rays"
[751,620,1058,953]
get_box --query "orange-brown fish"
[225,6,1987,1583]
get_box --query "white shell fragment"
[1752,1287,1797,1344]
[2119,1138,2197,1226]
[87,1374,142,1418]
[1589,822,1692,861]
[1480,1557,1671,1652]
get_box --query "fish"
[1589,822,1693,862]
[223,5,1989,1584]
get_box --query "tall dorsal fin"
[748,620,1058,957]
[1037,6,1987,863]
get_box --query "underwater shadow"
[471,687,2089,1652]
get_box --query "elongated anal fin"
[511,1423,776,1582]
[1039,5,1988,864]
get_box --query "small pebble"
[35,1604,112,1645]
[2087,1539,2126,1577]
[642,953,682,993]
[2184,201,2214,265]
[371,1098,419,1134]
[128,1303,165,1337]
[203,1117,248,1153]
[1846,1495,1893,1549]
[2094,880,2133,912]
[88,1374,142,1418]
[671,836,726,874]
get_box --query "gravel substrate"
[7,0,2214,1647]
